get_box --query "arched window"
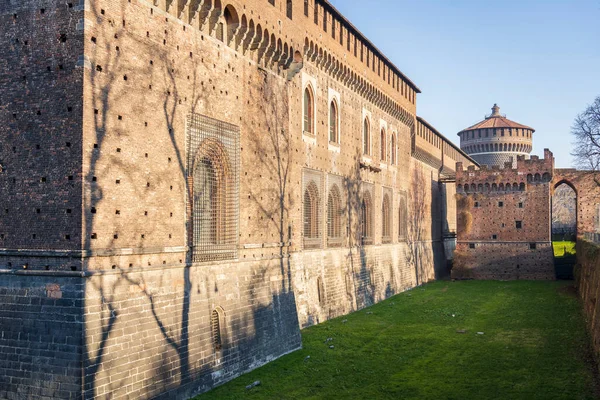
[211,308,224,351]
[527,174,533,183]
[499,183,504,191]
[303,181,321,249]
[470,184,476,192]
[327,185,343,247]
[329,100,339,143]
[520,182,526,191]
[363,118,371,155]
[398,197,407,240]
[477,184,483,192]
[464,184,469,193]
[286,0,293,19]
[360,192,373,245]
[513,183,519,191]
[380,128,387,161]
[382,194,391,242]
[534,173,541,182]
[303,85,315,134]
[542,172,551,182]
[491,183,497,191]
[390,134,397,165]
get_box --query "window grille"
[382,192,391,243]
[303,86,314,134]
[398,193,407,241]
[363,118,370,155]
[329,100,338,143]
[327,184,343,247]
[361,189,373,245]
[211,309,222,350]
[303,170,322,249]
[187,113,239,262]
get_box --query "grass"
[553,241,577,257]
[196,281,598,400]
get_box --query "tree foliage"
[571,96,600,171]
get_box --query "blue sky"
[328,0,600,168]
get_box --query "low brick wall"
[575,240,600,366]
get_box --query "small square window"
[469,243,475,249]
[518,202,523,208]
[516,221,522,229]
[492,234,497,240]
[474,201,480,208]
[530,243,537,250]
[498,201,504,207]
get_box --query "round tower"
[458,104,534,167]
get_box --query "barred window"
[361,191,373,245]
[327,185,343,247]
[363,117,370,155]
[303,85,315,134]
[187,114,239,263]
[382,194,391,243]
[211,309,223,351]
[329,99,339,143]
[380,128,387,161]
[304,181,321,249]
[398,196,407,240]
[390,133,397,165]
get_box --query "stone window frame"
[362,108,372,161]
[302,72,318,145]
[328,88,341,152]
[398,191,408,241]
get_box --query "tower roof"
[460,104,535,132]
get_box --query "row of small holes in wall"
[4,175,75,185]
[0,234,73,241]
[8,263,78,271]
[4,208,73,214]
[110,258,184,270]
[11,108,73,118]
[90,208,174,218]
[90,233,173,240]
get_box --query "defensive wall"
[452,150,555,280]
[0,0,477,398]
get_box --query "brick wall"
[0,0,475,398]
[0,273,84,399]
[0,0,84,269]
[453,151,555,279]
[575,240,600,369]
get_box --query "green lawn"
[553,241,577,257]
[196,281,598,400]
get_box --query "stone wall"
[575,240,600,367]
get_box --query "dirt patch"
[557,284,578,298]
[441,286,449,293]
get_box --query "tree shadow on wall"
[342,152,375,311]
[406,165,434,286]
[82,3,302,398]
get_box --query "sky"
[328,0,600,168]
